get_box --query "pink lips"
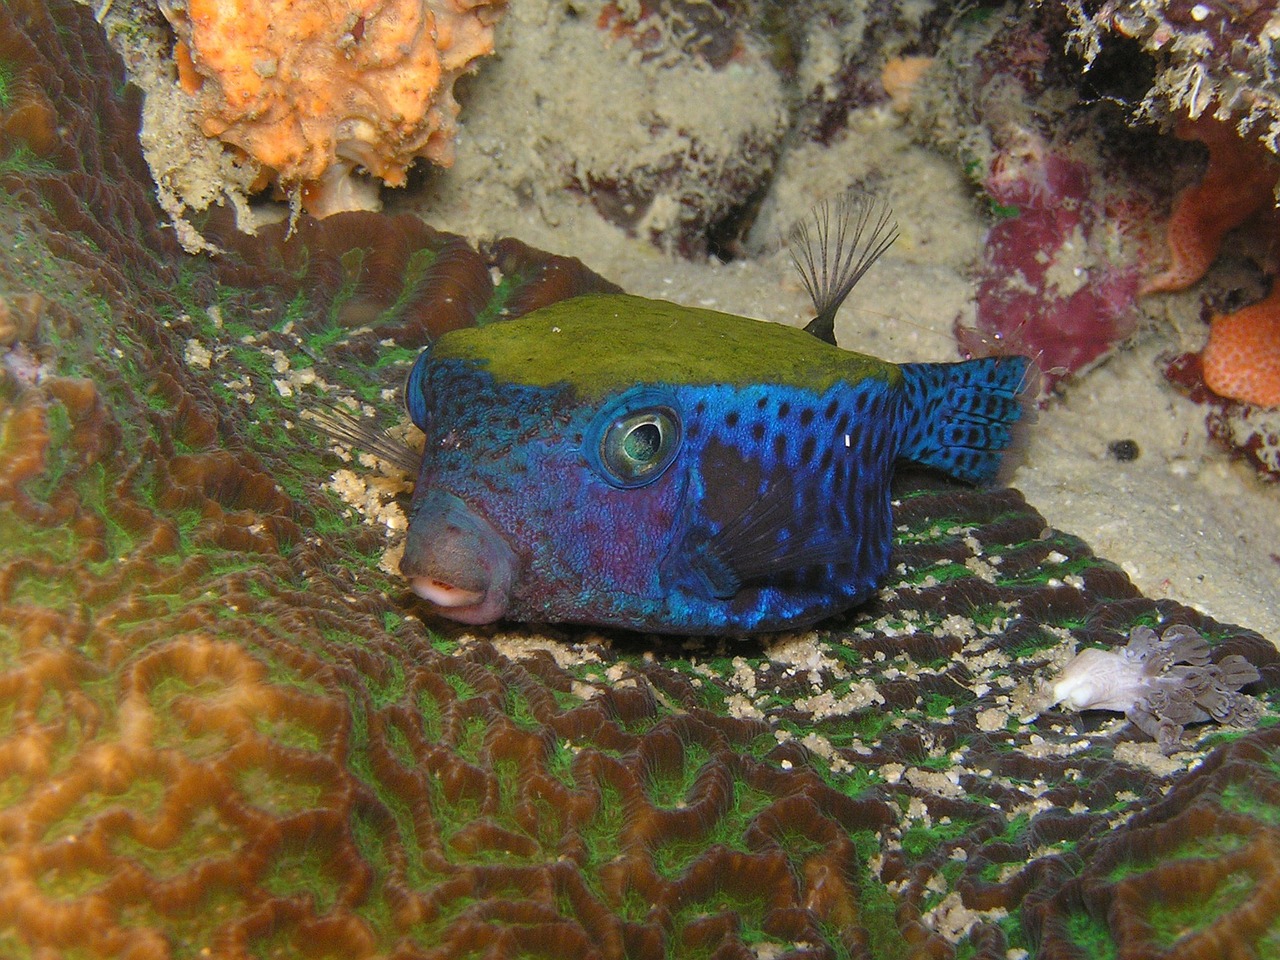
[400,490,517,625]
[411,577,485,609]
[408,574,508,625]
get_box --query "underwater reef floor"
[2,2,1280,958]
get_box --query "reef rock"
[1067,0,1280,150]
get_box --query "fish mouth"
[411,577,487,610]
[400,489,517,625]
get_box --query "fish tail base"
[897,357,1034,484]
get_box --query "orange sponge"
[163,0,506,216]
[1139,114,1280,407]
[1146,114,1274,293]
[1141,115,1277,295]
[1203,285,1280,407]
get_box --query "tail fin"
[897,356,1034,484]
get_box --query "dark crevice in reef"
[704,182,772,263]
[1,2,1279,959]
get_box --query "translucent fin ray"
[789,192,900,346]
[304,401,421,474]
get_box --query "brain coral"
[160,0,507,216]
[2,2,1279,958]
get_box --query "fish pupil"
[623,422,662,463]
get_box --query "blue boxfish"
[351,196,1031,635]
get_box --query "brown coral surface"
[1,3,1279,959]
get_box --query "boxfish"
[348,196,1031,635]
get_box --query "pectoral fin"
[682,476,852,598]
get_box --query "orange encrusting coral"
[162,0,506,216]
[1140,114,1280,407]
[880,55,933,114]
[1140,115,1278,296]
[1203,284,1280,408]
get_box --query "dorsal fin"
[789,192,899,346]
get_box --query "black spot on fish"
[778,401,791,419]
[799,407,814,427]
[861,440,877,473]
[827,500,845,530]
[824,397,839,420]
[699,438,763,527]
[800,567,824,589]
[751,422,766,443]
[773,433,787,460]
[800,435,816,461]
[726,411,740,429]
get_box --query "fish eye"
[603,409,679,483]
[585,388,682,488]
[404,347,432,430]
[621,420,662,462]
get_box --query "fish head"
[400,293,900,633]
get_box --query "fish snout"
[400,490,516,625]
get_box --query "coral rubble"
[573,0,790,255]
[1067,0,1280,150]
[158,0,507,216]
[1,2,1279,959]
[1064,3,1280,414]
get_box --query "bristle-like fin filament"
[303,401,421,475]
[790,192,900,346]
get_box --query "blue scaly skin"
[399,292,1030,635]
